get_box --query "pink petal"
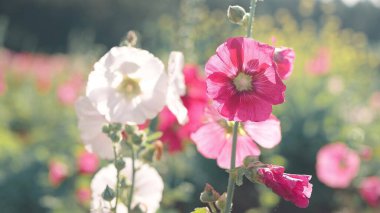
[252,65,286,105]
[217,135,260,169]
[191,122,227,159]
[243,115,281,148]
[235,93,273,122]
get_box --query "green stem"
[224,121,239,213]
[246,0,257,38]
[127,145,136,212]
[112,144,121,213]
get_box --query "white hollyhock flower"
[75,96,115,159]
[166,51,188,125]
[91,158,164,213]
[86,46,168,124]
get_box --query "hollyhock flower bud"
[316,142,360,188]
[49,160,68,186]
[273,47,295,80]
[227,5,247,25]
[205,37,286,122]
[257,165,313,208]
[200,183,220,203]
[359,176,380,207]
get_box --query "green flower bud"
[101,185,115,201]
[131,134,143,145]
[115,159,126,171]
[200,183,220,203]
[227,5,247,25]
[215,193,228,211]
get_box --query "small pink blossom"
[48,160,68,186]
[316,142,360,188]
[306,47,331,75]
[205,37,286,122]
[77,151,99,174]
[359,176,380,207]
[274,47,295,80]
[57,74,84,105]
[76,186,91,204]
[257,165,312,208]
[191,107,281,169]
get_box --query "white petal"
[75,97,114,159]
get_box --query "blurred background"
[0,0,380,212]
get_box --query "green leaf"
[146,131,163,142]
[191,207,210,213]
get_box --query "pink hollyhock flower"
[48,161,68,186]
[76,186,91,204]
[257,165,312,208]
[316,142,360,188]
[306,47,331,75]
[191,107,281,169]
[77,151,99,174]
[273,47,295,80]
[359,176,380,207]
[205,37,286,122]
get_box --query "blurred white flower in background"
[91,158,164,213]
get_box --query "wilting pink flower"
[191,106,281,169]
[257,165,312,208]
[57,74,84,105]
[157,65,208,152]
[49,161,68,186]
[274,47,295,80]
[77,151,99,174]
[205,37,286,122]
[306,47,331,75]
[316,143,360,188]
[359,176,380,207]
[76,186,91,204]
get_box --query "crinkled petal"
[243,114,281,148]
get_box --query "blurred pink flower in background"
[76,186,91,205]
[205,37,286,122]
[158,64,208,152]
[274,47,295,80]
[359,146,373,161]
[359,176,380,207]
[191,106,281,169]
[257,165,312,208]
[0,71,6,95]
[57,74,84,105]
[316,142,360,188]
[48,160,68,186]
[369,91,380,111]
[77,151,99,174]
[306,47,331,75]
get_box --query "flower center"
[233,72,252,92]
[117,75,141,99]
